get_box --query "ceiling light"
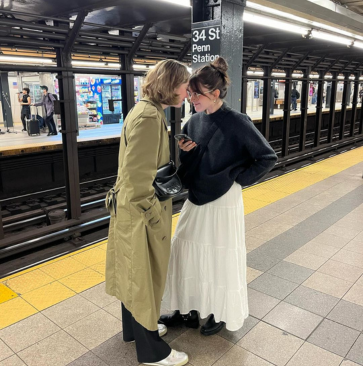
[246,1,363,41]
[72,61,121,68]
[271,72,286,77]
[353,41,363,49]
[158,0,190,6]
[349,76,355,80]
[243,12,309,35]
[309,74,319,78]
[247,71,264,76]
[292,73,303,78]
[310,30,353,46]
[324,75,333,79]
[133,64,148,70]
[337,75,345,79]
[0,56,55,64]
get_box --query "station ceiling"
[0,0,362,74]
[337,0,363,16]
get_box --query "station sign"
[191,20,221,70]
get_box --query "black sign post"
[191,0,246,111]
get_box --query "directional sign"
[192,20,221,69]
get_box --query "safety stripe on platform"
[1,146,363,329]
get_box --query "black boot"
[159,310,184,327]
[200,314,224,336]
[185,310,199,329]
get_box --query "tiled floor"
[0,149,363,365]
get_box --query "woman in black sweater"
[161,57,277,335]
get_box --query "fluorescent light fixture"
[311,30,352,46]
[309,74,319,78]
[0,56,55,64]
[337,75,345,79]
[243,11,309,35]
[292,73,303,78]
[349,76,355,80]
[271,72,286,77]
[247,71,264,76]
[246,1,363,41]
[133,64,148,70]
[158,0,190,7]
[72,61,121,68]
[360,76,363,80]
[324,75,333,79]
[107,63,121,68]
[353,41,363,49]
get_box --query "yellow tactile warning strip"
[0,146,363,329]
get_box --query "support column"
[339,73,349,140]
[0,72,13,130]
[299,68,310,151]
[350,74,359,137]
[191,0,246,111]
[262,67,271,141]
[120,54,135,117]
[170,107,182,166]
[282,70,292,157]
[328,72,338,143]
[0,206,4,240]
[56,11,87,220]
[314,76,324,147]
[241,65,247,114]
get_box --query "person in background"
[291,86,300,111]
[33,85,57,136]
[18,88,31,132]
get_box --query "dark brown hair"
[189,57,231,99]
[142,59,189,105]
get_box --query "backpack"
[48,93,58,103]
[296,91,300,99]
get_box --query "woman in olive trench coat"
[105,60,189,366]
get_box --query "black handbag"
[123,100,182,202]
[153,160,183,201]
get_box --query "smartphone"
[174,133,192,142]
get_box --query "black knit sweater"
[180,103,278,206]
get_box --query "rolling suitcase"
[27,106,41,136]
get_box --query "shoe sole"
[200,324,225,336]
[143,356,188,366]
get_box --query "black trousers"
[122,303,171,363]
[45,113,57,134]
[21,112,30,130]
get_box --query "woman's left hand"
[179,139,197,151]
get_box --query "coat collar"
[141,96,165,116]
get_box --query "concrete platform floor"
[0,147,363,365]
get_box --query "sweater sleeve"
[235,115,277,186]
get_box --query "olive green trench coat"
[105,97,172,331]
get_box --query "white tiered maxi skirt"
[162,182,249,331]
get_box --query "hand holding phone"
[174,133,192,142]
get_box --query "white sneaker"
[125,324,167,343]
[143,349,189,366]
[158,324,167,337]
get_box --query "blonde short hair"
[142,59,189,105]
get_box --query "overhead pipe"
[0,36,64,48]
[0,27,67,40]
